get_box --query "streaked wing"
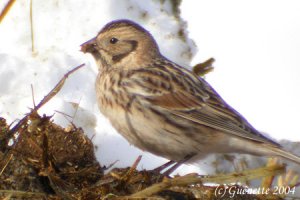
[123,60,279,146]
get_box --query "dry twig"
[0,0,16,23]
[131,164,285,197]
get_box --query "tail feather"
[270,146,300,165]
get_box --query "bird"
[81,19,300,165]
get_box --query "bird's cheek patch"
[126,40,138,51]
[111,40,138,63]
[112,53,129,62]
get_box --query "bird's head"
[81,19,160,70]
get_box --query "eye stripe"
[126,40,138,51]
[112,40,138,62]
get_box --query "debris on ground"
[0,65,297,200]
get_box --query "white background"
[181,0,300,142]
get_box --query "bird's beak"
[80,37,97,53]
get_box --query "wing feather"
[123,62,279,146]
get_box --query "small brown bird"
[81,19,300,165]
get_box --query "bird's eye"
[110,37,118,44]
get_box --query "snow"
[0,0,199,174]
[181,0,300,142]
[1,0,300,178]
[181,0,300,173]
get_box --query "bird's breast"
[95,71,132,128]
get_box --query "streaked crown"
[81,19,161,69]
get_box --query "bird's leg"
[151,154,195,178]
[162,154,194,176]
[152,160,176,173]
